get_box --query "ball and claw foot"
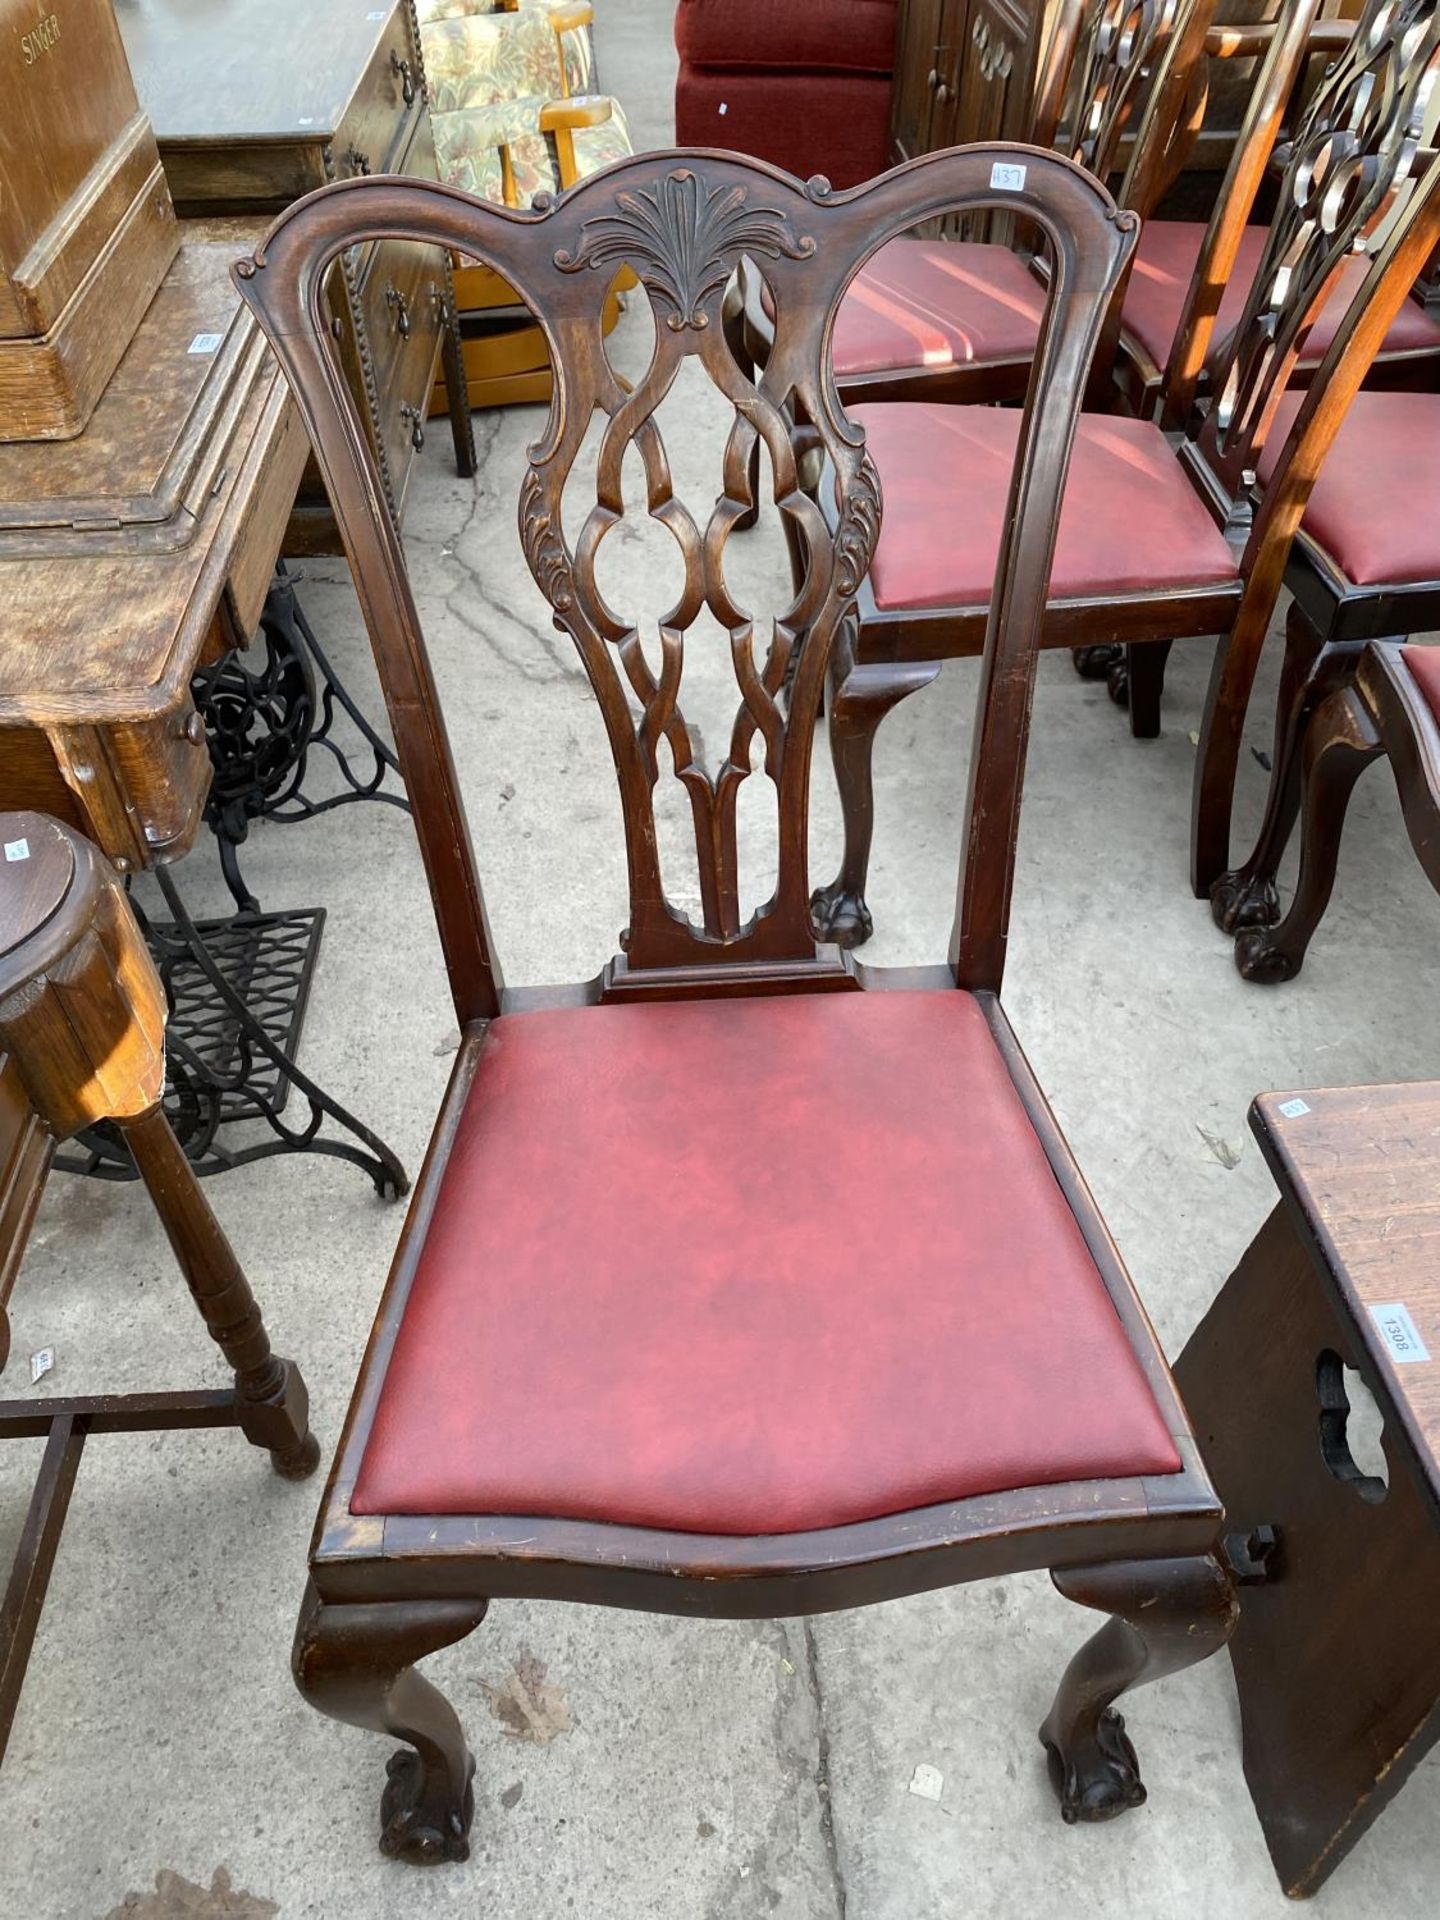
[1040,1707,1146,1825]
[1210,870,1279,935]
[379,1748,476,1864]
[810,882,873,950]
[1073,645,1122,682]
[1233,927,1300,984]
[269,1429,322,1480]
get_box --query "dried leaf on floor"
[105,1867,278,1919]
[1196,1123,1242,1170]
[483,1647,573,1743]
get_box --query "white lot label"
[990,162,1026,192]
[4,839,29,861]
[1370,1302,1430,1364]
[188,333,224,355]
[30,1348,54,1384]
[1277,1097,1311,1119]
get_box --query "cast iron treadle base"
[156,905,323,1125]
[56,874,407,1197]
[196,566,411,914]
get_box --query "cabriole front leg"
[1211,606,1363,935]
[810,643,942,949]
[1040,1553,1235,1824]
[1232,685,1381,984]
[293,1581,489,1864]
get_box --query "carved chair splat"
[810,0,1440,950]
[234,147,1230,1870]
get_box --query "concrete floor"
[3,5,1439,1915]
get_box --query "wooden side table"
[0,809,319,1766]
[1175,1081,1440,1897]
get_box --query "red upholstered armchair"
[674,0,897,190]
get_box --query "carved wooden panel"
[1057,0,1191,181]
[1208,0,1440,483]
[233,152,1135,1005]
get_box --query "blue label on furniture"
[1370,1302,1431,1364]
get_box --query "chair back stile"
[233,150,1135,1006]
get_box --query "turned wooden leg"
[1040,1553,1236,1824]
[810,633,942,948]
[1212,605,1364,935]
[293,1580,489,1864]
[1232,684,1382,984]
[1121,639,1173,740]
[118,1104,319,1479]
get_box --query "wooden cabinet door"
[890,0,950,162]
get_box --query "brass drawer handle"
[391,48,416,106]
[400,402,425,451]
[385,282,411,337]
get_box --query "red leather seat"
[837,225,1440,386]
[854,402,1237,612]
[354,990,1181,1535]
[836,240,1047,376]
[1121,221,1440,378]
[1401,644,1440,722]
[1260,390,1440,588]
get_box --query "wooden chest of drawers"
[119,0,460,541]
[0,0,179,440]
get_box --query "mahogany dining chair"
[234,146,1233,1868]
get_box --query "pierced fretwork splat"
[1210,0,1440,476]
[517,168,881,968]
[1062,0,1190,181]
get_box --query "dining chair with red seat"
[1203,371,1440,967]
[781,0,1440,427]
[810,0,1440,951]
[234,146,1234,1869]
[736,0,1221,410]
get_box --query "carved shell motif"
[553,168,816,330]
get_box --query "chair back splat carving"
[1042,0,1217,208]
[234,152,1136,1008]
[1198,0,1440,495]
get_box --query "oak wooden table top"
[0,215,298,728]
[0,214,309,866]
[1252,1080,1440,1493]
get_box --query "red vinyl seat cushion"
[1401,645,1440,722]
[1121,221,1440,377]
[1259,390,1440,588]
[353,991,1181,1535]
[675,0,897,73]
[855,403,1237,612]
[835,239,1047,377]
